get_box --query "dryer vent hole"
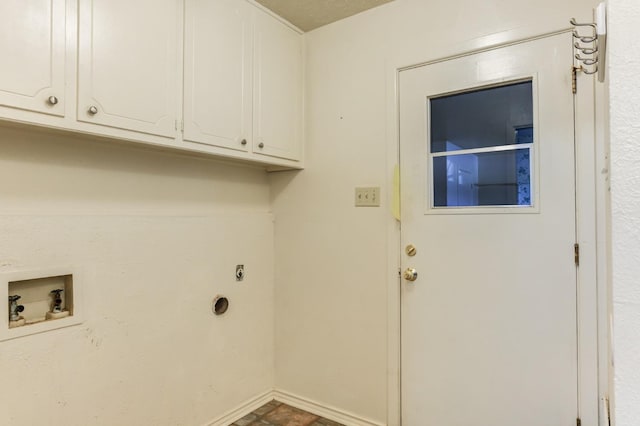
[213,296,229,316]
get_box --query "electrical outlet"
[235,265,245,281]
[355,187,380,207]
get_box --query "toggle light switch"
[355,187,380,207]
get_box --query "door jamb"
[385,29,609,426]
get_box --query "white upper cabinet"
[0,0,303,168]
[77,0,179,138]
[183,0,253,152]
[254,10,303,161]
[0,0,66,116]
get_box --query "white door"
[0,0,65,116]
[253,10,302,161]
[77,0,179,137]
[400,33,578,425]
[183,0,253,152]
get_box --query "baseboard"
[204,389,275,426]
[203,388,386,426]
[273,389,385,426]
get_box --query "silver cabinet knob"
[403,268,418,282]
[240,139,247,146]
[258,142,264,149]
[88,106,98,115]
[47,96,59,106]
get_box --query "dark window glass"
[430,81,534,208]
[433,149,531,207]
[430,81,533,153]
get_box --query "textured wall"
[0,127,274,426]
[271,0,597,423]
[608,0,640,424]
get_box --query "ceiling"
[255,0,395,32]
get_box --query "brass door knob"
[404,268,418,282]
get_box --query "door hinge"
[574,243,580,266]
[572,66,579,94]
[576,417,581,426]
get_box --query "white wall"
[0,127,274,426]
[3,1,632,424]
[608,0,640,424]
[270,0,597,423]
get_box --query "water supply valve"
[50,289,64,313]
[8,295,25,322]
[45,288,70,321]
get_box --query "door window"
[429,80,535,209]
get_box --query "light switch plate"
[355,187,380,207]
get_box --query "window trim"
[424,75,540,215]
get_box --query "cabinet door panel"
[0,0,65,116]
[183,0,252,151]
[78,0,178,137]
[254,12,302,161]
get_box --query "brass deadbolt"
[405,244,417,256]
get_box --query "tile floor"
[230,400,344,426]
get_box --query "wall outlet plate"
[235,265,245,281]
[355,187,380,207]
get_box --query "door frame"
[385,28,610,426]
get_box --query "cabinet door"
[183,0,252,152]
[254,11,302,161]
[78,0,178,137]
[0,0,65,116]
